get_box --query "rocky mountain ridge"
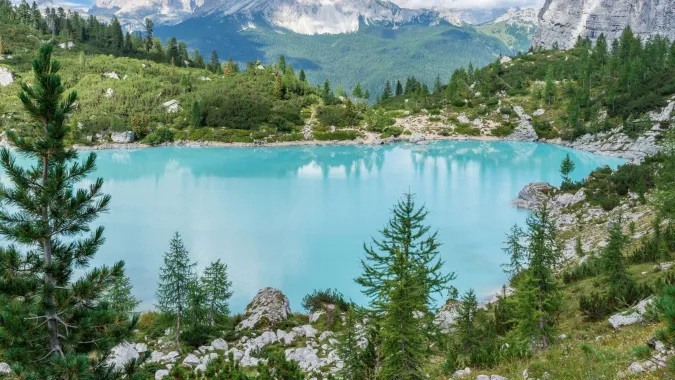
[533,0,675,49]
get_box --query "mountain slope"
[533,0,675,49]
[155,16,512,97]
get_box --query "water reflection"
[15,142,626,312]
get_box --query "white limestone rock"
[0,67,13,87]
[452,367,471,378]
[211,338,228,350]
[435,300,460,332]
[276,329,296,345]
[308,310,324,323]
[105,88,114,97]
[285,346,321,373]
[512,182,553,210]
[319,331,334,342]
[162,351,180,363]
[162,100,181,114]
[608,298,653,329]
[182,354,200,367]
[410,132,425,144]
[293,324,318,339]
[155,369,169,380]
[58,41,75,49]
[533,0,675,50]
[107,342,139,370]
[499,56,512,64]
[237,287,291,330]
[103,72,120,80]
[626,361,645,375]
[0,363,11,375]
[111,131,135,143]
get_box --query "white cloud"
[392,0,545,9]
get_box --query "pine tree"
[201,259,233,326]
[144,18,153,54]
[335,304,368,379]
[356,192,456,378]
[0,44,133,377]
[101,268,140,314]
[299,69,306,82]
[560,153,576,186]
[185,273,207,328]
[364,89,371,100]
[353,82,364,98]
[123,31,132,54]
[191,100,201,128]
[601,217,632,293]
[433,75,442,94]
[502,224,527,280]
[156,232,196,353]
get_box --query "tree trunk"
[176,289,182,353]
[42,156,63,357]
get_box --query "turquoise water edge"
[36,141,627,312]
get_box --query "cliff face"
[533,0,675,49]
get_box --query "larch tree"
[0,43,133,378]
[201,259,233,326]
[101,267,140,314]
[502,224,527,281]
[356,192,456,379]
[156,232,196,353]
[512,204,562,349]
[559,153,576,186]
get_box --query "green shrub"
[143,127,175,145]
[301,288,349,312]
[381,126,404,138]
[313,130,360,141]
[491,123,515,137]
[180,325,216,349]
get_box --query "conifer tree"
[512,204,561,349]
[353,82,364,98]
[395,80,403,96]
[209,50,220,74]
[544,65,556,104]
[278,54,287,73]
[364,88,371,100]
[356,192,455,378]
[101,268,140,314]
[299,69,306,82]
[433,75,442,94]
[193,49,205,69]
[322,79,334,104]
[0,43,133,377]
[201,259,233,326]
[144,18,153,54]
[502,224,526,280]
[560,153,575,186]
[601,217,632,294]
[156,232,196,353]
[335,304,369,380]
[191,100,201,128]
[382,80,392,100]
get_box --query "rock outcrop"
[0,363,11,375]
[608,297,653,329]
[162,100,180,113]
[505,106,537,142]
[237,287,291,330]
[111,131,135,143]
[533,0,675,50]
[512,182,554,210]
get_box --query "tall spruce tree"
[502,224,527,281]
[353,82,364,99]
[201,259,233,326]
[156,232,196,353]
[559,154,575,187]
[0,43,133,377]
[356,192,455,378]
[144,18,153,54]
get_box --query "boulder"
[309,310,324,323]
[553,189,586,207]
[199,76,211,81]
[533,109,545,117]
[105,88,114,98]
[512,182,553,210]
[499,56,512,64]
[182,354,200,367]
[58,41,75,49]
[0,67,13,87]
[163,100,181,114]
[0,363,11,375]
[237,287,291,330]
[319,331,334,342]
[608,298,653,329]
[162,351,180,363]
[195,352,218,372]
[276,329,296,345]
[435,300,460,332]
[135,343,148,352]
[410,132,425,144]
[292,325,318,339]
[155,369,169,380]
[626,362,645,375]
[285,346,321,372]
[452,367,471,378]
[491,376,509,380]
[111,131,135,143]
[211,338,228,350]
[106,342,139,370]
[103,72,120,80]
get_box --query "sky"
[18,0,546,10]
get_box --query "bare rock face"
[111,131,135,143]
[533,0,675,50]
[512,182,554,210]
[237,287,291,330]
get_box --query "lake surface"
[30,142,628,312]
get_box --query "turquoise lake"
[60,141,625,312]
